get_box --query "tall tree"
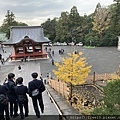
[77,14,94,45]
[0,10,16,38]
[69,6,80,28]
[110,0,120,35]
[41,18,56,42]
[4,10,16,25]
[53,52,91,104]
[92,3,111,40]
[55,12,70,43]
[69,6,82,42]
[0,10,28,38]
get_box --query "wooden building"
[2,26,50,61]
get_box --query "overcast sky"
[0,0,114,26]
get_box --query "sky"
[0,0,114,26]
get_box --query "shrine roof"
[2,26,50,45]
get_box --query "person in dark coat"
[40,74,43,82]
[52,50,54,56]
[15,77,29,119]
[0,84,10,120]
[7,73,18,118]
[28,72,45,118]
[3,79,10,120]
[51,59,54,65]
[18,65,21,71]
[0,53,2,60]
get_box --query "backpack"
[18,95,27,102]
[14,86,27,102]
[0,94,8,105]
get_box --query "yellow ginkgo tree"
[53,52,91,105]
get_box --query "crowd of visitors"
[0,72,45,120]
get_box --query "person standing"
[49,48,51,52]
[28,72,45,118]
[45,47,47,52]
[0,64,1,70]
[0,53,2,60]
[51,59,54,65]
[18,65,22,72]
[52,50,54,56]
[40,74,43,82]
[1,58,4,65]
[7,73,18,118]
[3,78,10,120]
[0,84,10,120]
[46,73,49,79]
[15,77,29,119]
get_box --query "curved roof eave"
[2,38,50,45]
[16,38,50,43]
[2,26,51,45]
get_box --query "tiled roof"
[3,26,50,45]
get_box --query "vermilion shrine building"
[3,26,50,61]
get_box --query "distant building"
[2,26,50,60]
[0,32,7,43]
[118,36,120,51]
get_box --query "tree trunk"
[69,83,73,105]
[93,72,95,83]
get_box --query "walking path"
[0,47,81,120]
[13,61,59,114]
[6,61,59,120]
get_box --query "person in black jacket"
[7,73,18,118]
[0,84,10,120]
[3,79,10,120]
[28,72,45,118]
[18,65,22,72]
[15,77,29,119]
